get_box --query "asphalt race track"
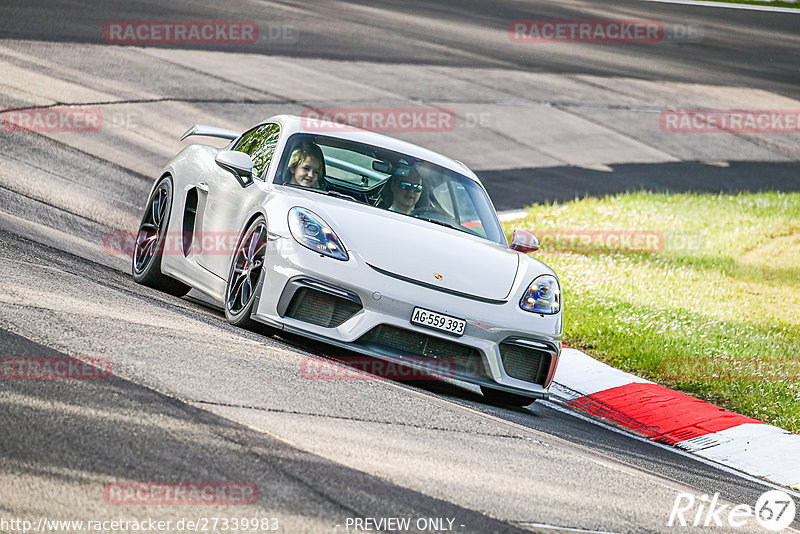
[1,1,799,533]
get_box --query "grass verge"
[503,191,800,432]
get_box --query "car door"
[195,122,281,279]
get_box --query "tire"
[224,216,268,329]
[132,177,191,297]
[480,386,537,407]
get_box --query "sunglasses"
[398,181,423,192]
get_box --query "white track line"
[641,0,800,13]
[517,522,621,534]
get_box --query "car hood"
[312,199,520,301]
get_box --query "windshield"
[275,133,507,246]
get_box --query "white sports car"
[132,115,562,406]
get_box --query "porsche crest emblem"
[433,273,443,280]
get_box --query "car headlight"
[288,207,349,261]
[520,275,560,314]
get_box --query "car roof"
[262,114,479,182]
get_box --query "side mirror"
[215,151,254,187]
[509,229,539,253]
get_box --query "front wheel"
[132,177,191,297]
[224,216,268,329]
[480,386,537,407]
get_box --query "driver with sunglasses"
[386,170,424,215]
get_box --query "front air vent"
[284,287,362,328]
[499,342,552,385]
[357,324,489,379]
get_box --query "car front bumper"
[253,235,562,398]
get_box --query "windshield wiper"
[415,216,484,238]
[416,216,464,233]
[299,187,359,202]
[322,190,359,202]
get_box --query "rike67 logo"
[668,490,796,531]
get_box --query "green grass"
[503,192,800,432]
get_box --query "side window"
[431,183,455,216]
[233,123,281,178]
[433,180,486,237]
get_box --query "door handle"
[197,182,209,193]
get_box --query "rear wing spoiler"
[180,124,241,142]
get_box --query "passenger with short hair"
[384,170,424,214]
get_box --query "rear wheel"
[480,386,537,407]
[132,177,191,297]
[224,216,268,329]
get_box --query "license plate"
[410,307,466,336]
